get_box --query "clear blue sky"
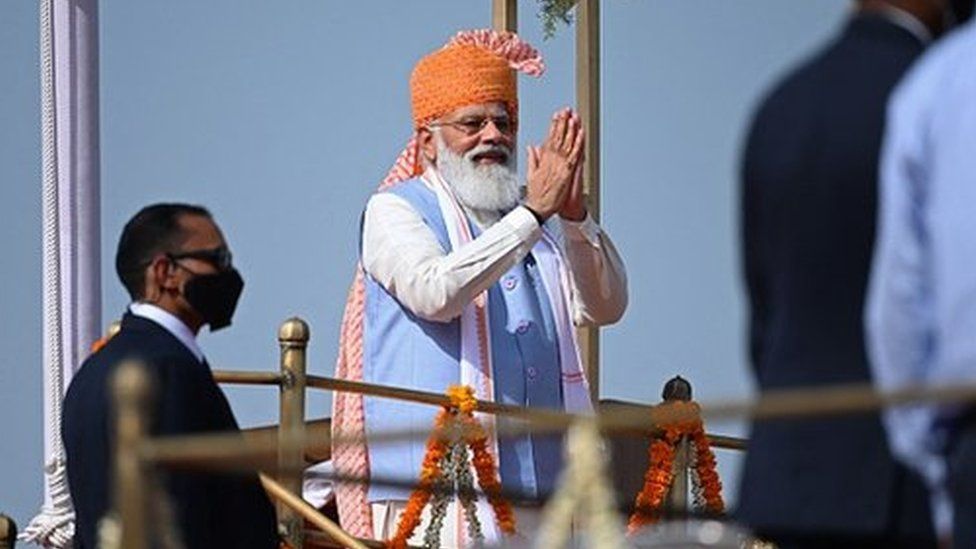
[1,0,851,529]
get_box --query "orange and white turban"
[383,29,546,181]
[410,29,545,130]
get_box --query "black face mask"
[951,0,975,25]
[183,268,244,331]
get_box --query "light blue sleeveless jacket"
[362,178,565,502]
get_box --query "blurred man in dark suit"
[63,204,278,549]
[736,1,972,547]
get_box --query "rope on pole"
[22,1,75,546]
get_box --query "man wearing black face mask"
[62,203,278,549]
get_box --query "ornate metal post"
[663,376,691,516]
[112,360,151,549]
[278,318,309,548]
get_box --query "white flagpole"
[24,1,101,546]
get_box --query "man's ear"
[150,255,179,293]
[417,128,437,165]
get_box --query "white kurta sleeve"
[361,192,541,323]
[559,213,628,326]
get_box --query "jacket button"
[527,366,538,380]
[516,320,530,335]
[503,276,518,291]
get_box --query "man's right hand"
[525,108,585,221]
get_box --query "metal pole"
[491,0,517,32]
[576,0,601,402]
[278,317,309,548]
[662,376,691,516]
[666,438,690,515]
[112,360,152,549]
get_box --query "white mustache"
[465,144,512,165]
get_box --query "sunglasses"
[166,246,233,271]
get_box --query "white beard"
[434,136,521,214]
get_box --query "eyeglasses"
[428,115,514,136]
[167,246,233,271]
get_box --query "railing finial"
[278,317,310,345]
[662,375,692,402]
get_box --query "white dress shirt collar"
[879,5,933,45]
[129,302,205,363]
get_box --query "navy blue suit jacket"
[736,14,934,539]
[63,313,278,549]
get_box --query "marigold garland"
[627,401,724,535]
[466,421,516,533]
[690,428,724,516]
[387,385,515,549]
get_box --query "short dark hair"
[115,203,212,300]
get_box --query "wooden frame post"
[576,0,601,401]
[492,0,517,32]
[278,318,309,548]
[112,360,151,549]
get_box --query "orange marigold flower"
[627,399,725,535]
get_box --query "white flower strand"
[534,419,627,549]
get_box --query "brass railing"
[106,316,750,548]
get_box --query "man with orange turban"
[330,29,628,546]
